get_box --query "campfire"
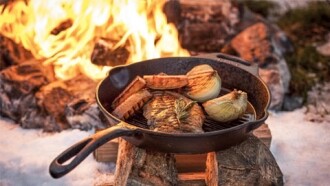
[0,0,192,132]
[0,0,302,185]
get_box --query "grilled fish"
[143,91,205,133]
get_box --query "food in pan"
[143,74,188,90]
[143,91,204,133]
[111,76,146,109]
[183,64,221,102]
[111,64,247,133]
[203,89,248,122]
[112,89,152,120]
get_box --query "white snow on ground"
[0,118,114,186]
[0,108,329,185]
[268,108,330,186]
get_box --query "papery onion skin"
[184,64,221,102]
[202,89,248,122]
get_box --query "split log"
[97,125,278,185]
[0,34,34,70]
[253,123,272,148]
[114,138,178,186]
[205,135,283,186]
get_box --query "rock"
[282,95,304,111]
[230,22,291,110]
[304,82,330,123]
[178,0,240,52]
[231,22,274,66]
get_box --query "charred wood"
[0,61,55,128]
[91,38,129,67]
[0,34,34,70]
[50,19,73,35]
[36,75,107,131]
[0,61,107,132]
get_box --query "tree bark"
[206,135,283,186]
[114,138,178,186]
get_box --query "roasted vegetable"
[184,64,221,102]
[203,89,248,122]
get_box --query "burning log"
[91,38,130,67]
[205,135,283,185]
[0,34,34,70]
[36,75,107,131]
[114,139,178,186]
[0,61,107,132]
[50,19,73,35]
[0,61,54,126]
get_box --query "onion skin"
[184,64,221,102]
[202,89,248,122]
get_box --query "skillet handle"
[197,53,259,76]
[49,123,135,179]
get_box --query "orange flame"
[0,0,189,80]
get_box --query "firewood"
[205,135,283,186]
[0,61,54,128]
[91,38,129,67]
[36,75,107,131]
[0,34,34,70]
[114,139,178,186]
[50,19,73,35]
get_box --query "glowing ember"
[0,0,189,80]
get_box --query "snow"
[0,118,115,186]
[268,108,330,185]
[0,108,330,185]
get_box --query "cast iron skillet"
[49,53,270,178]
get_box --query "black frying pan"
[49,53,270,178]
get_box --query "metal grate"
[125,111,255,132]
